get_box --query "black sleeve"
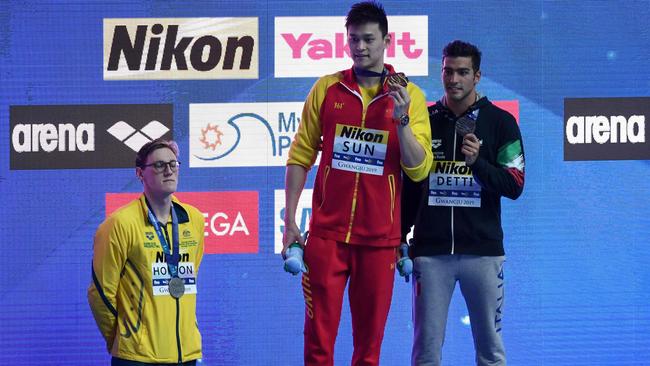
[470,112,525,200]
[401,173,426,242]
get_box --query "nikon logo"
[434,161,472,175]
[339,125,385,143]
[564,97,650,161]
[103,18,259,80]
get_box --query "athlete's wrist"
[393,113,409,127]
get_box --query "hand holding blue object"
[397,242,413,282]
[283,242,307,275]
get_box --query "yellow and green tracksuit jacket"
[288,64,432,246]
[88,194,204,363]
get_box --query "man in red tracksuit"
[282,2,432,365]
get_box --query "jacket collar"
[434,95,490,119]
[341,63,398,94]
[138,194,190,225]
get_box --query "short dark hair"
[345,1,388,37]
[135,138,179,168]
[443,40,482,73]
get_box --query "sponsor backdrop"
[1,1,648,365]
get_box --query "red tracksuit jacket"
[288,64,432,246]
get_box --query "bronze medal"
[168,277,185,299]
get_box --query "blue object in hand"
[397,242,413,282]
[284,243,307,275]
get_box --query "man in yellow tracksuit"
[88,139,204,366]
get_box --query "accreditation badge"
[332,124,388,175]
[151,262,198,297]
[428,160,481,207]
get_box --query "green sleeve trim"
[497,139,523,168]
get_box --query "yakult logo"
[274,16,428,78]
[104,18,259,80]
[106,191,259,254]
[564,97,649,161]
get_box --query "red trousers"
[302,235,397,366]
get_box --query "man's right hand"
[283,164,308,256]
[282,221,305,257]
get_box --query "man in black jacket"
[402,40,525,366]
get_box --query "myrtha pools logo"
[189,102,307,167]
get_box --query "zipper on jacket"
[176,298,182,364]
[451,132,457,255]
[388,174,396,223]
[166,222,184,364]
[318,165,331,209]
[345,173,361,243]
[339,81,389,243]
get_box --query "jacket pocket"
[318,165,331,209]
[388,174,396,224]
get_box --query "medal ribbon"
[146,204,180,279]
[353,66,387,85]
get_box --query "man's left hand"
[389,85,410,121]
[462,133,480,165]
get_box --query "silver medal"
[168,277,185,299]
[455,114,476,136]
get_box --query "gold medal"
[386,72,409,90]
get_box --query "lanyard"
[146,203,180,278]
[353,66,387,84]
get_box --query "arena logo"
[107,120,170,152]
[564,97,649,161]
[274,16,427,78]
[104,18,259,80]
[566,116,644,144]
[189,102,319,167]
[106,191,259,254]
[10,104,172,170]
[274,189,312,254]
[12,122,95,153]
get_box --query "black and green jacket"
[401,96,525,257]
